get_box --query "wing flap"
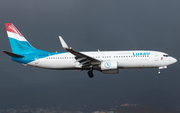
[66,48,100,63]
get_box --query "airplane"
[2,23,177,78]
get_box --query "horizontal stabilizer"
[2,50,24,58]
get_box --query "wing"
[59,36,101,68]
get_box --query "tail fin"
[5,23,42,54]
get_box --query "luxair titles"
[133,52,150,56]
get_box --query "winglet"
[59,36,69,49]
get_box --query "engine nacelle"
[101,61,118,70]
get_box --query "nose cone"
[171,57,177,64]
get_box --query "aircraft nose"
[171,57,177,64]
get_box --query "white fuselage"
[27,50,176,70]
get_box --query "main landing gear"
[88,71,94,78]
[88,67,94,78]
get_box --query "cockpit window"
[163,55,169,57]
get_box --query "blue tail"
[5,23,47,55]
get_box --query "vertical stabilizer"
[5,23,42,54]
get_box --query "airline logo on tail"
[5,23,27,41]
[4,23,44,54]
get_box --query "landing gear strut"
[88,70,94,78]
[158,69,161,75]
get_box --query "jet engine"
[100,61,119,74]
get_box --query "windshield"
[163,55,169,57]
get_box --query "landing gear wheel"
[88,71,94,78]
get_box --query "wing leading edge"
[59,36,101,68]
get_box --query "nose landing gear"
[158,69,161,75]
[157,66,167,75]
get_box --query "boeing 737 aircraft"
[2,23,177,78]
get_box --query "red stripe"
[5,23,23,37]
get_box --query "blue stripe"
[9,37,48,54]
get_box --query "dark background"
[0,0,179,111]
